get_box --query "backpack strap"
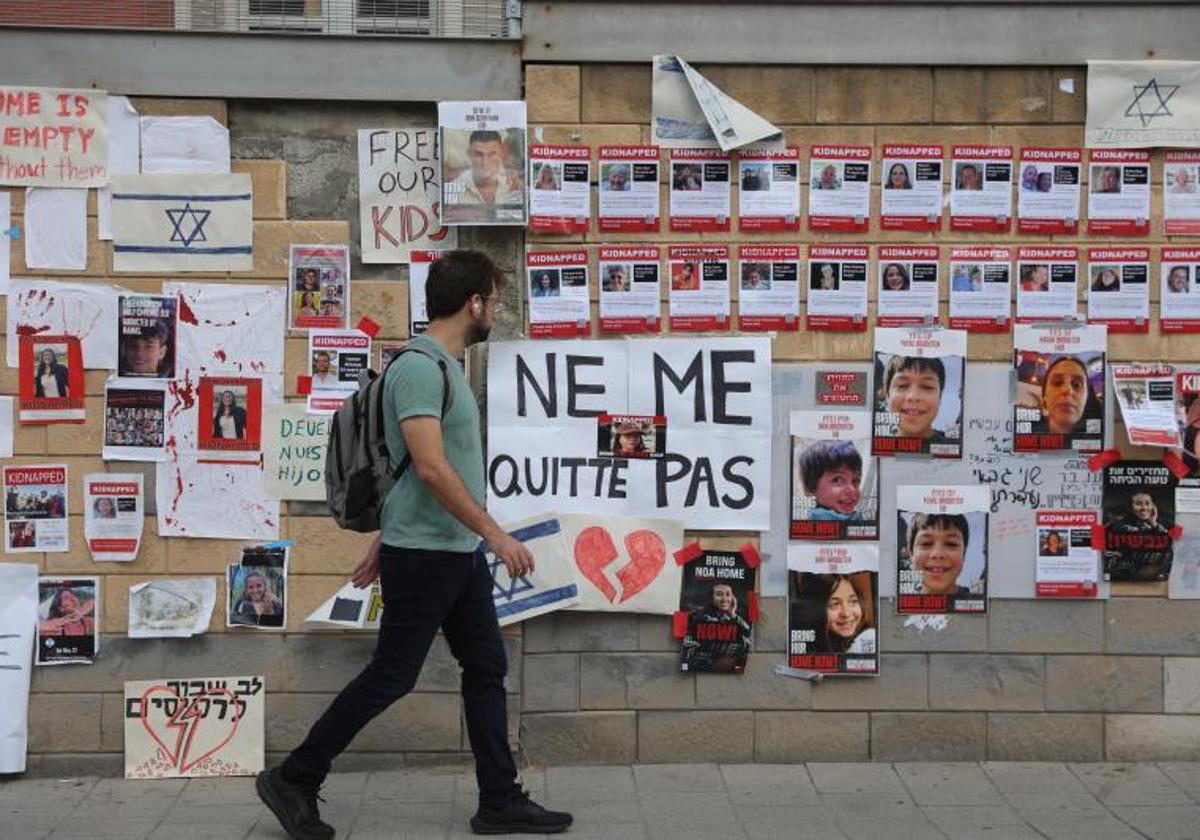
[384,343,453,481]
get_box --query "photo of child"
[790,410,878,540]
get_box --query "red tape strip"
[356,317,381,338]
[747,591,760,623]
[1164,450,1191,481]
[739,543,761,568]
[1087,449,1121,472]
[671,611,688,639]
[1090,524,1107,551]
[296,375,313,396]
[673,541,704,566]
[1171,524,1184,540]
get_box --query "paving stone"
[720,763,820,806]
[632,762,726,793]
[807,762,907,795]
[1109,805,1200,840]
[736,803,847,839]
[1069,762,1193,805]
[894,762,1005,806]
[920,807,1042,840]
[1156,762,1200,798]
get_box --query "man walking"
[256,250,573,838]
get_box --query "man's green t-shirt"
[380,334,483,553]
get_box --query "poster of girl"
[786,543,879,675]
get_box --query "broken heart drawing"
[139,685,242,774]
[561,514,685,615]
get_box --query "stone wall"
[10,62,1200,775]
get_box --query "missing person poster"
[598,246,661,334]
[18,333,85,423]
[786,543,878,675]
[877,246,940,327]
[527,249,591,338]
[1036,510,1100,598]
[227,542,288,630]
[118,295,177,378]
[307,330,370,414]
[1088,149,1151,236]
[1112,364,1179,447]
[597,414,666,459]
[36,576,97,665]
[84,473,143,562]
[807,245,868,331]
[197,376,263,456]
[103,379,167,461]
[408,249,440,335]
[872,327,966,458]
[880,144,944,231]
[1162,248,1200,332]
[949,145,1013,232]
[1017,147,1082,234]
[668,245,730,332]
[598,145,660,232]
[737,245,799,331]
[1016,247,1080,323]
[948,246,1012,332]
[678,548,757,674]
[896,484,989,614]
[1177,370,1200,480]
[808,145,870,232]
[528,144,590,234]
[669,148,731,232]
[4,465,68,554]
[1103,460,1176,581]
[289,245,349,332]
[1087,248,1150,333]
[790,409,878,540]
[439,100,526,226]
[738,147,800,232]
[1012,323,1107,453]
[1165,151,1200,235]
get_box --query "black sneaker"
[470,786,574,835]
[255,766,336,840]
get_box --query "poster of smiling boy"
[896,484,990,614]
[789,410,878,540]
[871,327,966,459]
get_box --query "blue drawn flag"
[111,174,253,272]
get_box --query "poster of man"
[786,543,879,675]
[36,576,98,665]
[439,100,527,226]
[117,295,177,378]
[678,549,757,674]
[227,543,288,630]
[18,334,85,423]
[4,465,69,553]
[896,484,990,614]
[1102,461,1176,582]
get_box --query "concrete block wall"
[520,62,1200,763]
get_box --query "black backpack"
[324,344,451,532]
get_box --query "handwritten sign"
[262,402,330,501]
[124,675,264,778]
[357,127,455,263]
[0,86,108,187]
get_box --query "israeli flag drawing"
[477,514,581,626]
[111,174,253,272]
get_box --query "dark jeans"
[282,545,517,803]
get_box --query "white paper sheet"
[560,513,685,615]
[129,578,216,638]
[303,579,381,630]
[7,280,123,369]
[0,192,10,295]
[140,116,231,174]
[156,453,279,540]
[164,282,286,375]
[24,188,87,271]
[0,397,12,458]
[98,95,141,241]
[0,562,37,772]
[651,55,783,151]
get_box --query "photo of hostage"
[885,162,912,190]
[1022,354,1104,437]
[1105,490,1173,581]
[229,569,285,628]
[681,581,753,672]
[956,163,983,191]
[797,440,864,522]
[445,129,524,208]
[1167,265,1190,295]
[120,316,173,378]
[611,419,651,457]
[311,351,338,387]
[254,250,572,839]
[878,354,951,442]
[791,572,877,655]
[39,586,96,637]
[92,496,117,519]
[901,512,979,597]
[1040,529,1067,557]
[212,389,248,440]
[34,345,70,398]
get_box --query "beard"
[467,317,491,346]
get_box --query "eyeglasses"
[480,294,505,313]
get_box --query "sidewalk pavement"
[3,762,1200,839]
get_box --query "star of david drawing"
[165,202,212,248]
[488,552,534,602]
[1124,78,1179,128]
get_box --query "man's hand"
[490,532,535,579]
[351,539,381,589]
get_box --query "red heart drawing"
[139,685,242,774]
[572,527,666,604]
